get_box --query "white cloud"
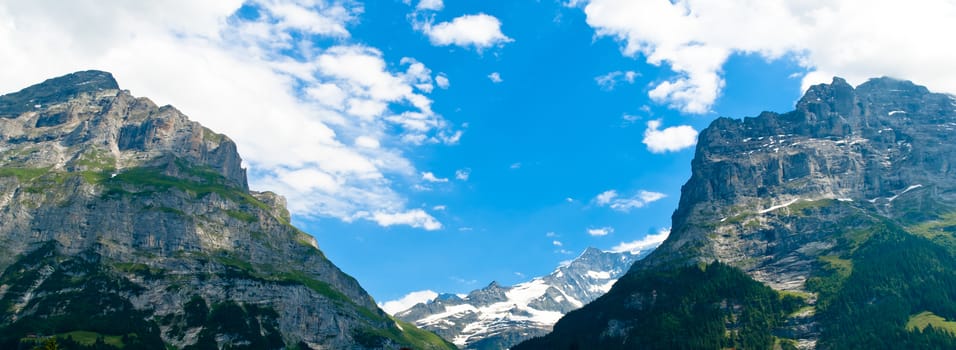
[595,70,639,90]
[432,205,446,211]
[354,136,381,149]
[552,240,563,246]
[0,1,456,230]
[571,0,956,114]
[379,290,438,315]
[594,189,667,212]
[488,72,503,83]
[416,0,443,11]
[422,171,449,183]
[370,209,442,230]
[546,231,558,237]
[587,227,614,236]
[454,168,471,181]
[642,119,698,153]
[417,13,513,50]
[435,74,450,89]
[509,162,521,169]
[594,190,617,206]
[610,228,670,254]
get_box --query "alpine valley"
[5,70,956,350]
[515,77,956,349]
[393,246,653,350]
[0,71,455,350]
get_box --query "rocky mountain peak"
[394,247,653,349]
[854,76,930,97]
[577,246,604,259]
[795,76,855,115]
[661,76,956,270]
[0,70,118,118]
[0,70,248,190]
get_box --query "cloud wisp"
[595,70,639,90]
[379,290,438,315]
[610,228,670,254]
[594,189,667,212]
[587,227,614,236]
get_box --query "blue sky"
[295,0,806,301]
[1,0,953,305]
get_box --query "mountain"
[0,71,455,350]
[516,77,956,349]
[395,247,652,349]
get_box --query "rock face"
[0,71,454,350]
[516,77,956,349]
[395,247,649,349]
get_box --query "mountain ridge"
[394,246,655,349]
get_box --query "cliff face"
[654,77,956,289]
[0,71,454,350]
[516,77,956,349]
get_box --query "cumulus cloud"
[0,1,458,230]
[594,189,666,212]
[371,209,442,230]
[379,290,438,315]
[435,74,450,89]
[595,70,639,90]
[546,231,558,237]
[422,171,449,183]
[417,13,513,50]
[642,119,698,153]
[416,0,443,11]
[570,0,956,113]
[488,72,503,83]
[454,168,471,181]
[610,228,670,254]
[552,240,563,246]
[587,227,614,236]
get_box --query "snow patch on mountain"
[392,246,658,349]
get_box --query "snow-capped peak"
[391,246,657,349]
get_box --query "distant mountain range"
[393,246,658,349]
